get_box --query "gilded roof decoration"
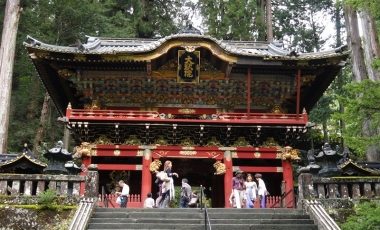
[154,135,170,146]
[0,152,47,168]
[339,159,380,176]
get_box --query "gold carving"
[276,167,283,172]
[254,152,261,158]
[114,150,120,156]
[136,165,142,170]
[58,69,73,79]
[178,108,196,114]
[231,151,238,158]
[149,159,162,173]
[213,160,226,175]
[179,150,197,155]
[74,54,86,61]
[281,146,301,161]
[73,142,92,158]
[206,137,223,147]
[262,137,281,148]
[123,135,142,145]
[137,150,144,156]
[180,137,195,147]
[154,135,170,146]
[181,45,200,52]
[91,149,97,156]
[154,150,169,157]
[269,104,287,114]
[207,152,220,158]
[232,137,251,147]
[93,135,113,145]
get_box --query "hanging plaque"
[177,50,200,83]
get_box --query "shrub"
[37,189,57,209]
[340,201,380,230]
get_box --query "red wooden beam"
[97,164,141,170]
[235,166,283,173]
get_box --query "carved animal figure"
[213,161,226,175]
[73,142,92,159]
[149,159,162,173]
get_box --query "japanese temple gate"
[24,26,349,207]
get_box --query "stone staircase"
[87,208,319,230]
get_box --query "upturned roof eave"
[24,34,350,61]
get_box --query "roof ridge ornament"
[178,22,202,35]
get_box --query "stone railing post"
[84,164,99,197]
[297,173,314,209]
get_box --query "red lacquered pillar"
[223,149,233,208]
[282,159,294,207]
[141,148,152,207]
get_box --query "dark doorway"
[154,158,225,208]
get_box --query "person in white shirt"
[144,192,155,208]
[244,173,257,208]
[116,180,129,208]
[255,173,267,208]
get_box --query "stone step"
[87,223,318,230]
[89,217,314,225]
[95,207,304,214]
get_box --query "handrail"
[269,188,296,208]
[68,197,97,230]
[200,185,212,230]
[303,200,341,230]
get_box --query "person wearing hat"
[232,170,245,208]
[255,173,267,208]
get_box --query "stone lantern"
[314,142,344,177]
[37,141,73,175]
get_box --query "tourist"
[255,173,267,208]
[232,170,245,208]
[179,178,192,208]
[160,160,178,208]
[244,173,257,208]
[143,192,155,208]
[188,190,198,208]
[116,180,129,208]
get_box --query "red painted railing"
[66,109,308,125]
[98,193,142,208]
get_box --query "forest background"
[1,0,380,163]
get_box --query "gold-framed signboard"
[177,50,200,83]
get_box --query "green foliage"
[340,201,380,230]
[198,0,264,40]
[333,79,380,157]
[37,189,57,209]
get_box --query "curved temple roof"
[24,33,348,61]
[23,32,350,116]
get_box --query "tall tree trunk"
[344,5,368,82]
[265,0,273,42]
[359,7,380,161]
[359,8,380,81]
[26,75,41,121]
[33,93,50,154]
[0,0,21,154]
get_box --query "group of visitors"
[230,170,268,208]
[115,161,267,209]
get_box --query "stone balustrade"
[298,174,380,209]
[0,174,85,196]
[312,177,380,199]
